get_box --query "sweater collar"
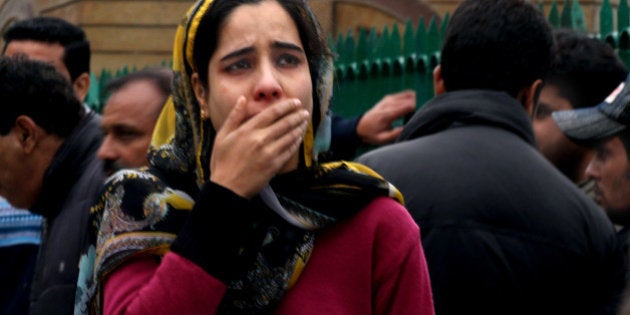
[399,89,536,146]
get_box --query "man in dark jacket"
[553,76,630,233]
[0,57,104,314]
[358,0,627,314]
[552,74,630,314]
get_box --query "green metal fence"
[330,16,447,120]
[85,0,630,119]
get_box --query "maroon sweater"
[103,197,434,314]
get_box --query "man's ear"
[13,115,41,154]
[517,79,543,117]
[433,65,446,96]
[72,72,91,103]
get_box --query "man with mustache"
[554,75,630,237]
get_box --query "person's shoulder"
[356,197,419,236]
[357,140,412,164]
[103,168,164,193]
[92,168,177,220]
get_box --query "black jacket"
[359,90,627,315]
[28,110,105,315]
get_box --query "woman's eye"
[226,60,251,72]
[277,54,300,67]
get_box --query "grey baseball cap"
[552,75,630,145]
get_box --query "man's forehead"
[4,40,70,80]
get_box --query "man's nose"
[97,135,119,161]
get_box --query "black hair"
[0,56,82,137]
[546,29,628,109]
[103,67,173,104]
[192,0,330,128]
[440,0,554,97]
[3,17,90,81]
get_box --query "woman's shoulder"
[360,197,418,231]
[104,168,164,189]
[333,196,420,247]
[95,168,194,222]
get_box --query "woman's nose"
[253,64,282,102]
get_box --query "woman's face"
[197,0,313,133]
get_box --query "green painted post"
[549,0,561,28]
[388,24,403,94]
[356,28,369,61]
[390,23,402,58]
[403,19,415,57]
[357,60,373,114]
[335,33,345,63]
[601,0,613,38]
[439,13,449,50]
[84,73,101,112]
[416,54,433,109]
[416,17,427,55]
[561,0,586,31]
[620,0,630,31]
[619,30,630,68]
[427,17,440,54]
[560,0,571,28]
[605,32,619,49]
[375,25,390,59]
[332,65,349,117]
[367,26,378,56]
[343,30,356,62]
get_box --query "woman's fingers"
[209,97,311,198]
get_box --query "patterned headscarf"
[147,0,335,188]
[75,1,403,314]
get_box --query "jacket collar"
[30,111,103,217]
[399,89,536,146]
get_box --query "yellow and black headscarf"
[75,1,403,314]
[147,0,336,186]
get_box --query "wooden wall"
[0,0,615,73]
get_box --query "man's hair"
[546,29,628,109]
[440,0,554,97]
[0,56,82,137]
[3,17,90,81]
[103,67,173,104]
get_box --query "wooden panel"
[92,52,172,75]
[79,1,190,26]
[335,3,397,36]
[83,25,176,52]
[36,0,74,13]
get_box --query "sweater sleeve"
[170,181,267,282]
[103,252,226,315]
[371,200,435,315]
[103,181,266,314]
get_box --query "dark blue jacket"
[28,110,105,315]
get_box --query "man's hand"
[356,90,416,145]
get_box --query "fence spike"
[601,0,613,38]
[620,0,630,30]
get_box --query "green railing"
[330,16,448,120]
[85,0,630,118]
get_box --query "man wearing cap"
[553,76,630,235]
[533,29,628,197]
